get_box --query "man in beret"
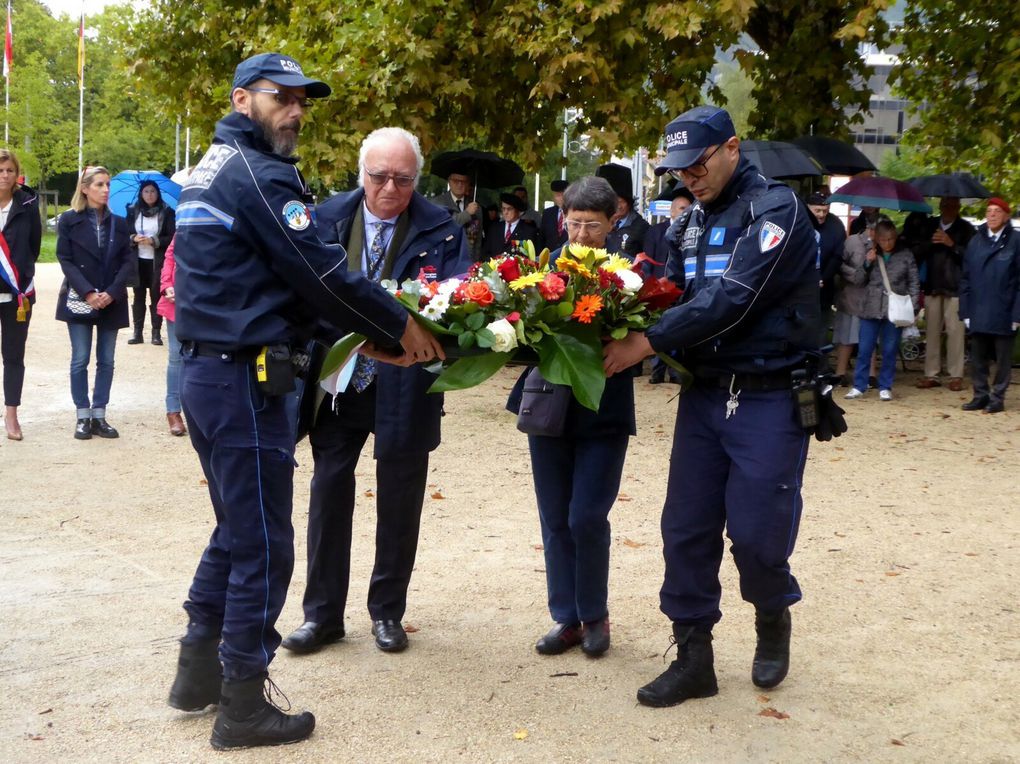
[604,105,828,708]
[597,162,650,260]
[483,192,540,257]
[540,179,570,252]
[959,197,1020,413]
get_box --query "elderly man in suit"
[540,179,570,253]
[483,192,540,258]
[282,127,469,655]
[430,172,483,260]
[598,163,649,260]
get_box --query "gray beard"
[249,104,299,157]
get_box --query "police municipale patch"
[759,221,786,252]
[283,201,311,231]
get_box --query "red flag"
[4,1,12,79]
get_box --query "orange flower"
[571,294,603,323]
[458,280,495,307]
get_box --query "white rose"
[617,268,644,295]
[486,318,518,353]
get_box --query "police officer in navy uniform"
[166,53,442,750]
[604,106,824,708]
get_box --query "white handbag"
[876,257,915,328]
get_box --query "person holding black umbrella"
[126,181,176,346]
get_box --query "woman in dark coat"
[55,166,134,439]
[126,180,175,345]
[507,176,635,658]
[0,149,41,440]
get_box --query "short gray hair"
[357,127,424,188]
[562,176,617,218]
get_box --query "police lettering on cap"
[655,105,736,176]
[232,53,332,98]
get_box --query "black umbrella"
[740,140,824,180]
[791,136,876,176]
[430,149,525,195]
[908,173,991,199]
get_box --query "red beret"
[987,197,1011,214]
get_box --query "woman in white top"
[126,181,175,345]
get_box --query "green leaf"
[428,352,513,393]
[535,323,605,411]
[610,326,629,339]
[466,311,486,331]
[557,301,575,318]
[475,328,497,348]
[458,331,476,349]
[320,332,368,381]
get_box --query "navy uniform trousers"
[660,383,810,627]
[179,353,296,681]
[301,382,430,625]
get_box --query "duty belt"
[180,341,261,362]
[693,371,793,392]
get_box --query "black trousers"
[969,332,1016,404]
[0,299,31,406]
[131,258,162,336]
[301,383,430,624]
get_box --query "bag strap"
[875,255,895,295]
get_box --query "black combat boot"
[167,639,221,711]
[210,674,315,750]
[752,607,791,689]
[636,624,718,708]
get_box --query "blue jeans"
[165,320,182,413]
[67,323,118,419]
[854,318,901,392]
[528,433,630,624]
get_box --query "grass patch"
[39,232,58,263]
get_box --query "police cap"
[232,53,332,98]
[655,105,736,176]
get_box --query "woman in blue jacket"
[508,176,636,658]
[55,166,134,439]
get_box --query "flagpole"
[4,0,11,146]
[77,5,84,175]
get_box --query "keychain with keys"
[725,374,740,420]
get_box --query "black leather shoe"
[90,418,119,438]
[637,625,718,707]
[127,334,144,345]
[752,607,791,689]
[74,418,92,440]
[581,617,610,657]
[985,400,1005,414]
[962,396,989,411]
[371,619,408,652]
[152,336,164,346]
[535,622,582,655]
[281,621,345,654]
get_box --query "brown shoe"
[947,378,964,392]
[915,377,941,389]
[167,412,187,436]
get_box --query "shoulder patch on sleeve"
[282,201,311,231]
[759,221,786,252]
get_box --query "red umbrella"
[827,176,932,213]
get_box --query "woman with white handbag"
[844,219,920,401]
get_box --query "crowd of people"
[1,49,1019,753]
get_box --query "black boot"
[210,674,315,750]
[152,315,164,346]
[127,330,144,345]
[128,300,145,344]
[167,639,221,711]
[636,624,718,708]
[752,607,791,689]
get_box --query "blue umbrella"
[108,171,182,217]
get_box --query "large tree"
[892,2,1020,201]
[122,0,888,189]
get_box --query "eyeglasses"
[564,220,605,232]
[668,144,723,181]
[365,170,417,188]
[245,87,313,109]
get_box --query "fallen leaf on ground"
[431,491,445,500]
[622,538,646,548]
[964,552,978,557]
[891,739,906,746]
[617,494,632,502]
[364,490,374,498]
[885,571,900,577]
[199,479,208,486]
[404,624,419,633]
[513,729,528,740]
[757,694,770,702]
[533,545,544,551]
[758,707,789,720]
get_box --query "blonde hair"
[70,166,111,212]
[0,148,21,192]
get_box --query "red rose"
[497,258,521,283]
[598,268,624,290]
[637,277,683,310]
[506,311,521,322]
[538,272,566,300]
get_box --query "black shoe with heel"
[371,619,408,652]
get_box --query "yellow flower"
[601,254,633,274]
[557,257,594,279]
[509,271,545,291]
